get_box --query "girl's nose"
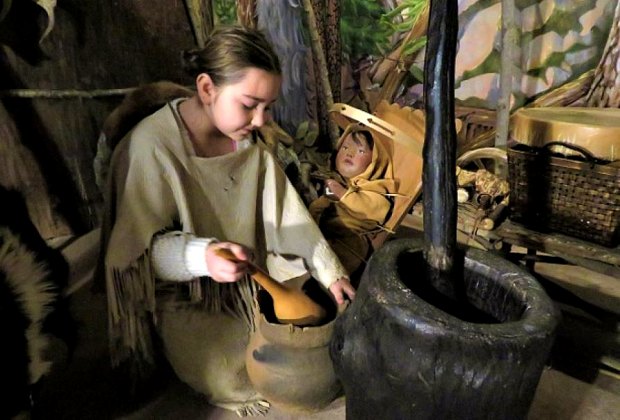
[251,109,266,128]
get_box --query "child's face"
[209,67,281,142]
[335,132,373,179]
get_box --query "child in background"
[309,124,396,279]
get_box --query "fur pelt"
[93,81,194,192]
[0,227,55,418]
[1,227,55,380]
[0,185,76,418]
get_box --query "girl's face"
[335,133,373,179]
[208,68,281,142]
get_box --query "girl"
[101,25,355,415]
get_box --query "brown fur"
[103,81,194,150]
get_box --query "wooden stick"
[0,88,137,99]
[0,85,195,99]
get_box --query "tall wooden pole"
[423,0,458,298]
[496,0,520,150]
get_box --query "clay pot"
[330,237,560,420]
[246,287,343,413]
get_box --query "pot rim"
[252,302,349,348]
[363,238,560,340]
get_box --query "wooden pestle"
[422,0,460,299]
[214,248,327,326]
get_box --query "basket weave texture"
[508,144,620,247]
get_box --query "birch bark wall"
[0,0,196,238]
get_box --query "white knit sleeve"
[151,231,217,281]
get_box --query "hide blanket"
[0,185,75,418]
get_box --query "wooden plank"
[497,220,620,266]
[535,263,620,315]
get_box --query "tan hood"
[337,123,397,195]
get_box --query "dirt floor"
[32,228,620,420]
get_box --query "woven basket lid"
[510,107,620,161]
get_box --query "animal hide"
[0,227,55,385]
[0,227,55,418]
[0,185,75,418]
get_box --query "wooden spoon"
[214,248,327,326]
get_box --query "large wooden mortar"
[330,237,559,419]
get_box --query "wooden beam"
[497,221,620,267]
[184,0,214,48]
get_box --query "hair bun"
[181,49,204,76]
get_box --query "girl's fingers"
[219,242,253,262]
[206,242,253,282]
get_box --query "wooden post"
[496,0,520,150]
[423,0,458,298]
[302,0,340,148]
[183,0,214,48]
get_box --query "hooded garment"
[309,124,397,274]
[100,99,346,411]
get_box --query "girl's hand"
[205,242,253,283]
[325,178,346,200]
[329,277,356,304]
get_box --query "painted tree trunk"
[422,0,458,298]
[326,0,341,104]
[308,0,329,144]
[303,0,339,148]
[237,0,257,28]
[586,0,620,107]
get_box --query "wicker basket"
[508,141,620,247]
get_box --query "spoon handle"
[213,248,288,296]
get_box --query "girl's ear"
[196,73,215,104]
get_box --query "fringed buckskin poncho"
[309,124,396,274]
[102,99,346,373]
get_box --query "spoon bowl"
[215,248,327,326]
